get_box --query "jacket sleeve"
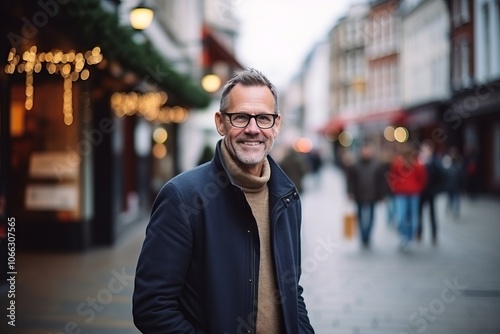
[133,183,197,333]
[297,283,316,334]
[295,203,315,334]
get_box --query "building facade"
[399,0,451,149]
[178,0,244,171]
[446,0,500,194]
[364,0,403,143]
[324,3,370,164]
[0,0,211,252]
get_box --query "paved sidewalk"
[1,164,499,334]
[1,222,145,334]
[299,165,500,334]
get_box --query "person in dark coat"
[133,69,315,334]
[417,142,443,245]
[279,146,310,194]
[347,143,384,248]
[463,144,479,199]
[443,146,464,218]
[379,146,397,228]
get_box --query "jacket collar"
[213,140,296,199]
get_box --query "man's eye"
[233,114,249,122]
[257,115,272,122]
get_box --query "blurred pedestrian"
[306,148,323,187]
[380,145,397,228]
[133,68,315,333]
[387,142,427,252]
[279,146,310,194]
[442,146,464,218]
[463,144,479,200]
[340,148,354,171]
[347,142,384,248]
[417,142,443,245]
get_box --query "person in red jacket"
[386,142,427,251]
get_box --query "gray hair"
[219,68,278,113]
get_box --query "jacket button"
[247,230,250,233]
[293,192,298,197]
[285,198,291,204]
[249,278,252,283]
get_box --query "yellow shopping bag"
[343,200,357,239]
[343,213,357,239]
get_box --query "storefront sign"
[29,151,80,180]
[25,184,79,211]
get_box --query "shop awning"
[202,26,244,70]
[318,117,346,135]
[353,109,406,126]
[319,109,407,136]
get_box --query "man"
[133,68,315,334]
[346,143,384,248]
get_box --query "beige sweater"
[220,142,284,334]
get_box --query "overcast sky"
[234,0,356,90]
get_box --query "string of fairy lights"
[4,46,189,126]
[110,91,189,124]
[4,46,103,125]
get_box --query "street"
[2,164,500,334]
[300,165,500,334]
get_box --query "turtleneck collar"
[220,140,270,193]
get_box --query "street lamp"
[201,73,221,93]
[129,1,154,30]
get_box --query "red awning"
[353,109,406,126]
[202,26,244,70]
[318,117,346,135]
[319,109,407,136]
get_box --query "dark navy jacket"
[133,141,314,334]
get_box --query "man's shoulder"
[166,162,230,193]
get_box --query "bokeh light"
[152,143,167,159]
[384,126,395,141]
[152,127,168,144]
[293,137,313,153]
[201,74,221,93]
[394,126,409,143]
[338,131,353,147]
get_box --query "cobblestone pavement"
[1,165,499,334]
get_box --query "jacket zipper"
[250,232,257,334]
[238,187,258,334]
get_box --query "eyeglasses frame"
[220,111,279,129]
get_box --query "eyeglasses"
[221,112,278,129]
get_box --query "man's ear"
[273,113,282,137]
[215,112,225,136]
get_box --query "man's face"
[215,83,281,176]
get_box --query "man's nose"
[244,117,260,133]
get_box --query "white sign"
[29,151,80,180]
[25,184,79,211]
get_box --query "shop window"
[10,83,83,222]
